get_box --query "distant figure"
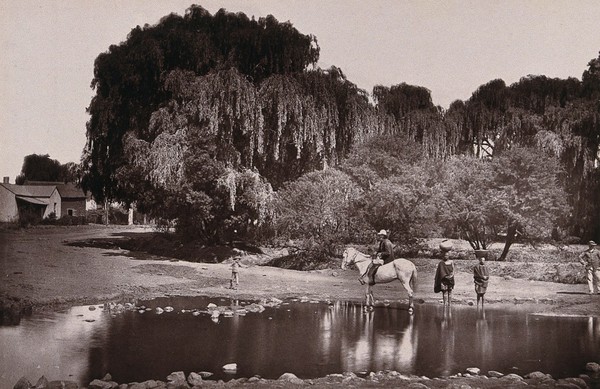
[434,240,455,306]
[473,255,490,307]
[359,229,394,285]
[579,240,600,294]
[230,257,243,289]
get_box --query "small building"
[0,180,86,223]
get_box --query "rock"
[527,371,552,380]
[466,367,480,375]
[88,379,118,389]
[561,377,588,389]
[34,376,49,388]
[488,371,504,378]
[197,372,213,379]
[585,362,600,373]
[501,373,524,381]
[164,306,174,312]
[13,377,32,389]
[207,303,217,309]
[556,380,584,389]
[46,381,78,389]
[167,372,186,382]
[407,384,429,389]
[278,373,304,385]
[89,306,96,311]
[248,377,260,383]
[222,363,237,372]
[102,373,113,381]
[166,372,189,389]
[118,384,127,389]
[187,373,202,387]
[155,307,164,314]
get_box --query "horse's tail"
[410,265,417,292]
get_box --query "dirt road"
[1,225,598,317]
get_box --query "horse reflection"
[340,307,416,373]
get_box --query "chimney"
[3,177,8,184]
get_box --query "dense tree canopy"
[83,6,319,204]
[16,154,79,184]
[80,4,600,245]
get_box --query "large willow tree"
[82,5,319,205]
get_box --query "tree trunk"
[499,224,518,261]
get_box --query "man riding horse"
[359,229,394,285]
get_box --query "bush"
[265,251,338,271]
[86,208,129,225]
[18,209,41,228]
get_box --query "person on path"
[473,254,490,307]
[230,257,243,289]
[434,240,455,306]
[359,229,394,285]
[579,240,600,294]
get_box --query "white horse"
[341,247,417,313]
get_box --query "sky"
[1,1,600,182]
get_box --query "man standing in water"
[473,254,490,307]
[579,240,600,294]
[434,240,455,306]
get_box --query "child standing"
[473,255,490,308]
[434,241,455,306]
[230,257,242,289]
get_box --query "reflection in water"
[438,307,454,376]
[1,298,599,388]
[340,304,416,374]
[0,306,108,387]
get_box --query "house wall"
[60,199,86,218]
[45,190,61,219]
[0,186,19,222]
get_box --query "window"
[67,209,74,216]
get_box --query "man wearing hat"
[579,240,600,294]
[359,229,395,285]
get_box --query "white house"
[0,180,86,223]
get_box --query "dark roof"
[0,183,85,199]
[0,183,55,197]
[55,183,86,199]
[24,181,64,185]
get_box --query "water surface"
[1,297,598,388]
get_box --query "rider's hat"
[377,229,387,236]
[590,240,597,246]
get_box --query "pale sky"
[1,0,600,182]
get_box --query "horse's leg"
[400,279,414,313]
[398,268,415,313]
[365,284,374,311]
